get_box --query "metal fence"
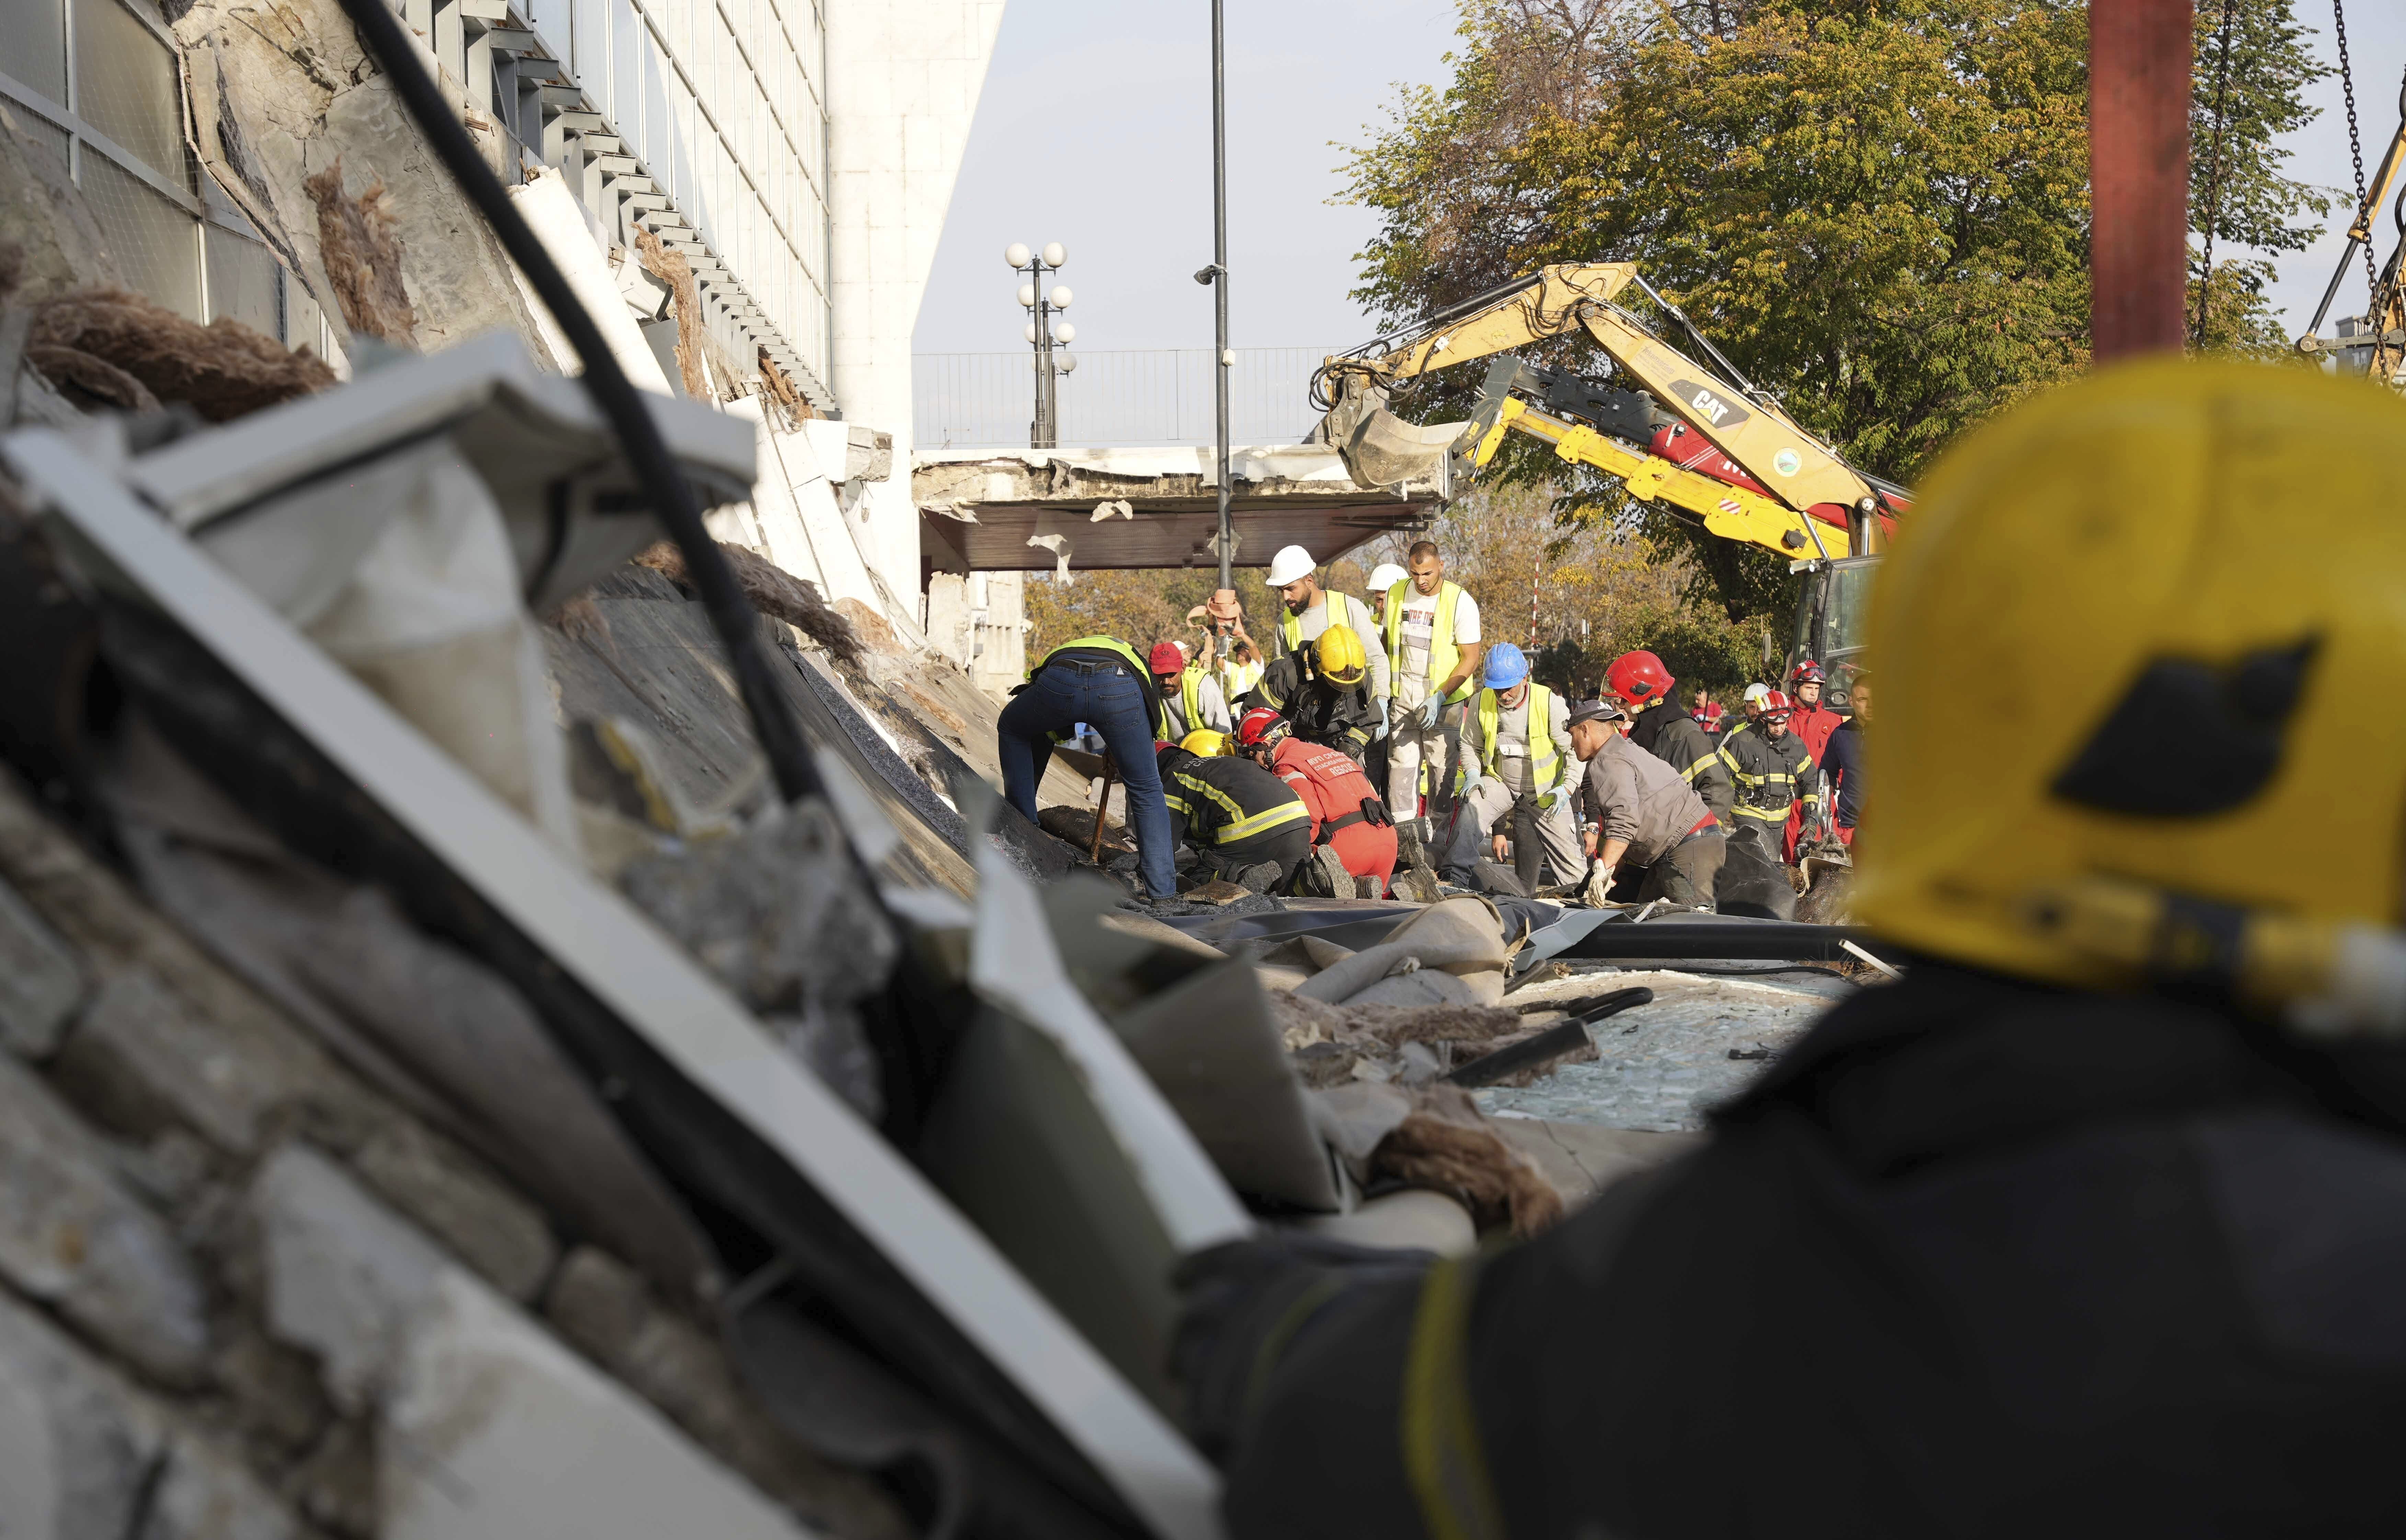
[912,346,1342,450]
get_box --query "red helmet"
[1759,689,1794,720]
[1790,658,1825,687]
[1237,707,1289,749]
[1604,650,1675,706]
[1148,641,1186,675]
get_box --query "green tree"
[1341,0,2331,625]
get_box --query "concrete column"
[825,0,1007,612]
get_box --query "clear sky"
[915,2,2406,359]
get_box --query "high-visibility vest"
[1475,684,1562,793]
[1385,581,1475,705]
[1180,663,1211,729]
[1032,635,1171,739]
[1279,592,1363,658]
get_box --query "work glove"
[1579,862,1616,907]
[1417,696,1444,732]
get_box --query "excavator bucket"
[1313,372,1472,493]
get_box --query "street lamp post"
[1193,0,1237,656]
[1006,241,1076,448]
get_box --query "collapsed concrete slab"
[914,443,1446,576]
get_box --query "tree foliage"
[1341,0,2332,623]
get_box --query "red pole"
[2090,0,2192,361]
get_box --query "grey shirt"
[1580,731,1713,867]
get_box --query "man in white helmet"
[1242,545,1388,715]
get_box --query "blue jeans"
[997,659,1176,900]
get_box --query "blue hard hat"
[1482,641,1529,690]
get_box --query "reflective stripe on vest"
[1385,580,1473,704]
[1476,685,1561,792]
[1166,768,1309,844]
[1032,635,1172,738]
[1280,593,1360,657]
[1400,1257,1507,1540]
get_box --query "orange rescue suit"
[1269,737,1397,885]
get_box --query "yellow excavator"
[1313,261,1909,684]
[2293,56,2406,383]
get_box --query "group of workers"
[995,537,1864,906]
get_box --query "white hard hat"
[1264,545,1317,587]
[1366,562,1407,593]
[1743,682,1772,704]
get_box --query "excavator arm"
[1321,262,1886,522]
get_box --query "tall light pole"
[1007,241,1076,447]
[1194,0,1235,645]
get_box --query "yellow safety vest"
[1279,592,1362,657]
[1385,581,1475,705]
[1475,684,1562,793]
[1032,635,1172,739]
[1180,663,1211,729]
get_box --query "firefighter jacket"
[1273,591,1390,702]
[1718,725,1820,825]
[1158,748,1309,848]
[1247,655,1378,760]
[1627,700,1735,819]
[1268,737,1388,844]
[1789,700,1844,766]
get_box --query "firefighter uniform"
[1247,654,1379,761]
[1719,725,1819,863]
[1158,745,1312,889]
[1269,737,1396,890]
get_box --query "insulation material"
[0,108,125,306]
[175,0,556,362]
[633,537,863,666]
[509,169,673,395]
[635,228,710,400]
[27,287,335,421]
[195,437,580,853]
[303,160,417,346]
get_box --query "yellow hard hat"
[1852,357,2406,1023]
[1315,623,1369,686]
[1180,729,1229,757]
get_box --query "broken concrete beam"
[0,1052,210,1386]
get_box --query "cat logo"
[1671,379,1750,429]
[1772,448,1803,477]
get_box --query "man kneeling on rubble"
[1438,642,1583,889]
[1567,699,1725,907]
[1158,733,1337,894]
[1235,708,1396,897]
[1170,361,2406,1536]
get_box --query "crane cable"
[2192,0,2241,346]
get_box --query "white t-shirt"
[1397,586,1482,678]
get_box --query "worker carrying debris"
[1152,640,1231,740]
[1605,649,1735,824]
[1717,687,1820,863]
[1251,545,1390,711]
[1246,624,1381,761]
[1382,541,1483,828]
[1566,700,1725,907]
[1439,642,1582,889]
[1158,732,1320,893]
[997,635,1177,900]
[1820,669,1869,845]
[1236,708,1397,895]
[1172,360,2406,1536]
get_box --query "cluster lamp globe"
[1004,242,1031,268]
[1050,285,1073,309]
[1042,242,1067,267]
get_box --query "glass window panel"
[8,107,73,169]
[204,225,280,337]
[0,0,69,104]
[81,151,199,318]
[73,0,187,184]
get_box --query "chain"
[2337,0,2381,298]
[2193,0,2240,344]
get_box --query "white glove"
[1416,696,1444,731]
[1579,862,1616,907]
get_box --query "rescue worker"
[1172,359,2406,1537]
[1249,625,1380,761]
[1604,650,1735,824]
[1157,732,1313,892]
[996,635,1175,900]
[1152,640,1230,741]
[1249,545,1389,710]
[1441,642,1582,888]
[1718,688,1820,864]
[1566,701,1724,907]
[1820,670,1869,845]
[1237,707,1397,895]
[1783,659,1845,856]
[1381,541,1483,828]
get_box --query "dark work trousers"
[1606,830,1726,907]
[997,659,1176,899]
[1195,825,1313,890]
